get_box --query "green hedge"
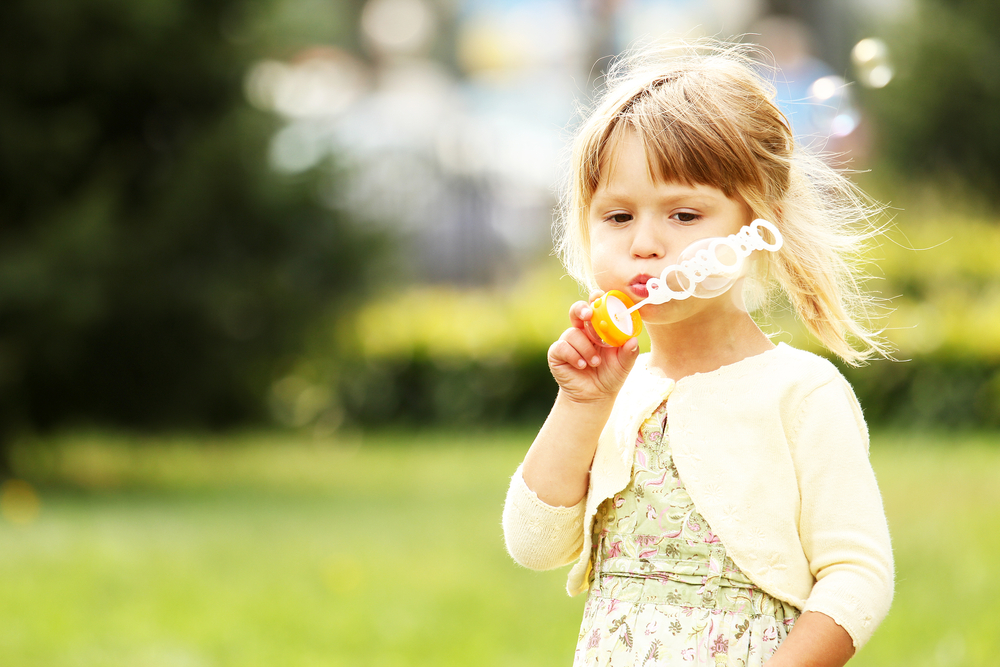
[327,351,999,430]
[338,351,557,428]
[842,356,1000,429]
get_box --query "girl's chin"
[640,299,717,321]
[641,298,750,327]
[635,301,683,322]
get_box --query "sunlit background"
[2,0,1000,665]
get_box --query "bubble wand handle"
[625,219,783,314]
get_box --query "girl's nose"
[630,219,666,259]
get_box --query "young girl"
[502,42,894,666]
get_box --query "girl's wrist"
[555,387,617,412]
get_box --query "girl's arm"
[520,385,618,507]
[520,296,640,507]
[503,295,639,570]
[765,611,855,667]
[784,374,894,652]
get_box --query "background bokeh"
[2,0,1000,665]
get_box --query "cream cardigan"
[502,343,893,649]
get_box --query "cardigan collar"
[639,342,790,388]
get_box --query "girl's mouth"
[628,275,655,301]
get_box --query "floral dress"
[574,401,800,666]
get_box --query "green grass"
[1,429,998,666]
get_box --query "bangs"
[586,71,782,204]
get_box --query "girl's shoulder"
[767,343,844,380]
[752,344,857,406]
[755,346,867,433]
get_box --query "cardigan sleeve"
[502,464,586,571]
[790,375,894,649]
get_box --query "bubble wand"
[590,219,783,346]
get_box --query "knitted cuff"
[502,465,586,571]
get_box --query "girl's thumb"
[617,337,640,371]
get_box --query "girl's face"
[588,129,752,326]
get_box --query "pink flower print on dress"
[635,448,648,469]
[681,647,696,661]
[659,524,683,539]
[705,531,721,544]
[639,547,658,559]
[710,634,729,656]
[644,469,668,490]
[646,504,658,520]
[608,540,623,558]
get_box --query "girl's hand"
[547,290,640,404]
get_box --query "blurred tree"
[0,0,378,473]
[863,0,1000,205]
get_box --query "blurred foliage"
[352,262,589,361]
[0,0,380,467]
[3,0,1000,450]
[837,204,1000,429]
[330,208,1000,430]
[878,216,1000,358]
[300,262,591,429]
[862,0,1000,205]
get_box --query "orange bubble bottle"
[590,290,643,347]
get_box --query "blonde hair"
[556,40,890,365]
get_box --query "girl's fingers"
[568,300,593,328]
[570,293,611,347]
[569,290,606,327]
[548,339,586,370]
[619,337,641,361]
[550,327,601,369]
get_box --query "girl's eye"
[608,213,633,224]
[674,212,700,223]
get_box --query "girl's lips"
[628,275,655,301]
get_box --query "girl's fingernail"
[591,356,600,365]
[577,360,587,368]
